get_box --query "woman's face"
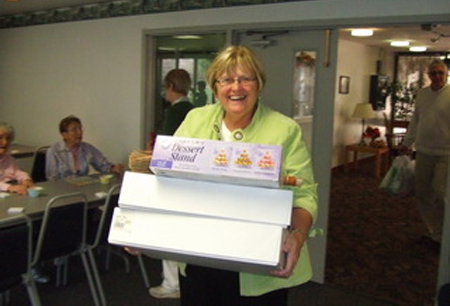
[0,128,12,156]
[215,66,258,121]
[62,122,83,148]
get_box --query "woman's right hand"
[7,184,28,195]
[124,247,141,256]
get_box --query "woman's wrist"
[290,227,308,241]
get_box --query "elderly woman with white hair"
[0,122,34,195]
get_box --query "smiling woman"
[0,122,34,195]
[173,45,318,306]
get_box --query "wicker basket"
[128,150,152,173]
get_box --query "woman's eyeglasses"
[216,77,256,86]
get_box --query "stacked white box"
[108,171,293,274]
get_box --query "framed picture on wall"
[339,76,350,94]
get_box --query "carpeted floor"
[325,159,440,306]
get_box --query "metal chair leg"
[81,252,101,306]
[88,248,107,306]
[137,254,150,288]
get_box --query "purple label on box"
[150,159,173,169]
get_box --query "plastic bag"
[379,155,415,196]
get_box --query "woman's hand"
[270,228,306,278]
[111,164,125,175]
[7,184,29,195]
[22,179,34,188]
[271,208,312,278]
[124,247,141,256]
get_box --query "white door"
[236,29,338,282]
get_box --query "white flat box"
[150,136,282,188]
[119,171,293,226]
[108,207,288,274]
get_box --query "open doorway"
[144,32,227,146]
[326,25,449,305]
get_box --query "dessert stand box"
[150,135,283,188]
[108,171,293,275]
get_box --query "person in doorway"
[145,69,194,299]
[174,45,318,305]
[399,59,450,245]
[46,115,124,180]
[193,80,207,107]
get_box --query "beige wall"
[333,38,395,167]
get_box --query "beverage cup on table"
[28,186,44,198]
[99,174,114,184]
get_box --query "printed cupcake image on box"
[257,151,276,169]
[213,148,230,167]
[233,149,253,168]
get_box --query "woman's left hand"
[270,229,306,278]
[111,164,125,175]
[22,179,34,188]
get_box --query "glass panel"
[293,51,316,119]
[194,58,215,105]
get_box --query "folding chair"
[32,192,101,306]
[31,146,49,183]
[0,215,41,306]
[87,184,150,306]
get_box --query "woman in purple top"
[46,115,124,180]
[0,122,34,195]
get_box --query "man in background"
[400,59,450,245]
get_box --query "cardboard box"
[108,171,294,275]
[108,207,288,275]
[118,172,293,226]
[150,136,282,188]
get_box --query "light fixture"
[409,46,427,52]
[352,103,375,146]
[351,29,373,37]
[173,35,202,40]
[390,41,410,47]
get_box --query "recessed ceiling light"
[390,41,410,47]
[351,29,373,37]
[409,46,427,52]
[173,35,202,40]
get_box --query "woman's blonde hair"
[0,122,15,141]
[206,45,266,94]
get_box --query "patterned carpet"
[325,160,440,306]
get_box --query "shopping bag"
[379,155,415,196]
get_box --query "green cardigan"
[175,102,318,296]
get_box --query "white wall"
[333,39,396,167]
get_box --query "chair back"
[0,215,32,291]
[32,192,88,265]
[31,146,49,183]
[383,113,408,154]
[89,184,121,248]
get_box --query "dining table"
[0,173,122,227]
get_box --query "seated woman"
[46,115,124,180]
[0,122,34,195]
